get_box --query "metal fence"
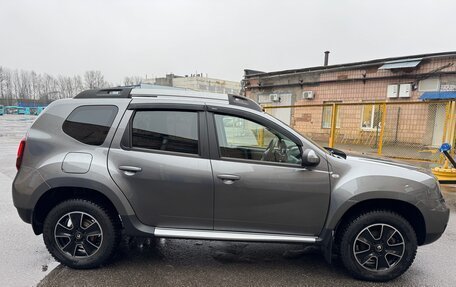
[263,100,455,166]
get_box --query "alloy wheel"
[54,211,103,258]
[353,223,405,271]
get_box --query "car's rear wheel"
[43,199,120,269]
[339,210,417,281]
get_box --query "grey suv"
[13,87,449,281]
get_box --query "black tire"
[43,199,121,269]
[339,210,417,282]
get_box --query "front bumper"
[422,198,450,245]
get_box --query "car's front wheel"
[339,210,417,281]
[43,199,121,269]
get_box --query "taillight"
[16,138,26,170]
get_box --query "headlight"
[426,180,443,200]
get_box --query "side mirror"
[302,149,320,166]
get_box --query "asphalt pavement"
[1,114,455,287]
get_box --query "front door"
[209,110,331,236]
[108,109,214,229]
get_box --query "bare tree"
[0,66,5,98]
[72,75,83,93]
[84,70,108,89]
[0,67,116,102]
[2,68,13,101]
[123,76,143,86]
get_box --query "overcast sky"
[1,0,455,84]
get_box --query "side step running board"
[154,228,318,243]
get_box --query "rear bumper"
[12,166,48,211]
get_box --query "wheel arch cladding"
[332,199,426,245]
[32,186,122,235]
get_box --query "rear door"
[108,104,214,229]
[208,107,331,235]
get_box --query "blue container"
[17,107,25,115]
[0,105,4,115]
[5,106,18,114]
[37,107,45,115]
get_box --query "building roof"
[378,58,422,70]
[244,51,456,78]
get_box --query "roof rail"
[228,94,262,112]
[130,88,228,101]
[74,87,133,99]
[73,87,262,112]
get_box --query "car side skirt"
[154,228,318,243]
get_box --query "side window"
[62,105,118,145]
[132,110,199,155]
[214,114,301,164]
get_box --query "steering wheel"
[261,138,278,162]
[261,137,290,162]
[276,139,288,162]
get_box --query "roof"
[131,88,262,111]
[244,51,456,78]
[73,87,262,112]
[420,91,456,100]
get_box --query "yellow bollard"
[328,103,338,148]
[377,103,387,155]
[433,101,456,183]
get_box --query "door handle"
[119,166,142,176]
[217,174,240,184]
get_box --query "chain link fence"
[264,101,454,166]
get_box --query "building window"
[419,78,440,92]
[361,104,382,130]
[132,111,199,155]
[322,102,341,129]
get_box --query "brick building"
[243,52,456,148]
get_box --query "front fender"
[323,155,434,231]
[324,189,426,231]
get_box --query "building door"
[432,104,446,147]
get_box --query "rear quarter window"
[62,105,118,145]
